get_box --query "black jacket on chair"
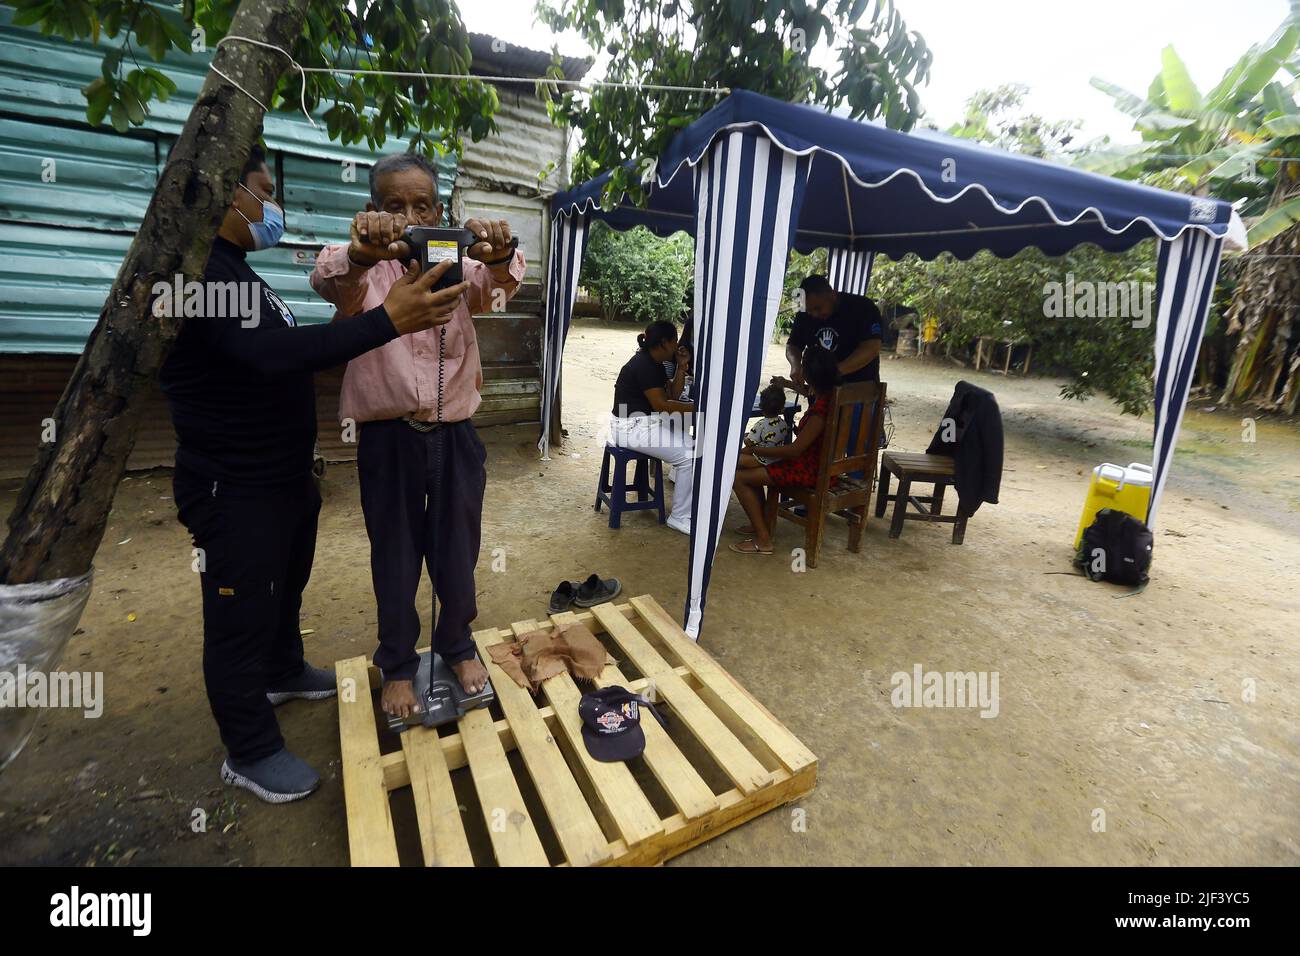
[926,381,1004,516]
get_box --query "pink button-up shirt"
[310,243,526,424]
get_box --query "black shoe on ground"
[267,663,337,705]
[221,748,320,804]
[572,573,622,608]
[549,580,577,613]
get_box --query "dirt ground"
[1,317,1297,867]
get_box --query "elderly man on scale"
[310,154,524,722]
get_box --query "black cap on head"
[579,686,650,762]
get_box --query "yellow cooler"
[1073,462,1154,548]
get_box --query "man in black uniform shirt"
[786,273,884,384]
[785,274,885,477]
[160,145,467,803]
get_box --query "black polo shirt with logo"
[788,291,884,382]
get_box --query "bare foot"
[736,525,756,535]
[450,657,488,695]
[381,679,421,719]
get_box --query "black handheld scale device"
[401,226,474,290]
[401,226,521,290]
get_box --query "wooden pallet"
[335,594,817,866]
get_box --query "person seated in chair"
[610,320,697,535]
[730,346,841,555]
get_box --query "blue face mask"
[236,183,285,250]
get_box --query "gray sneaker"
[221,748,320,804]
[267,663,337,705]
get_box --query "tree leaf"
[1227,26,1299,107]
[1246,192,1300,246]
[1089,77,1155,119]
[1263,113,1300,136]
[1159,45,1201,111]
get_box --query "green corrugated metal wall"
[0,5,458,354]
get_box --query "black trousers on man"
[174,469,319,762]
[357,419,486,682]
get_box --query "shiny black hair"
[637,320,678,352]
[758,383,785,416]
[799,274,833,296]
[801,345,842,396]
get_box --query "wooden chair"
[874,451,968,544]
[762,381,887,568]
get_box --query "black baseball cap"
[579,686,653,762]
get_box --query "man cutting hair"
[786,274,884,385]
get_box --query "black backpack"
[1075,509,1153,586]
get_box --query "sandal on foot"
[728,539,773,555]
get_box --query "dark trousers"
[174,469,318,762]
[358,419,486,682]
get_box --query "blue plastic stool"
[595,444,667,529]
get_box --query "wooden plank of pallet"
[590,603,773,795]
[510,619,664,848]
[335,656,400,867]
[400,727,474,867]
[473,627,612,867]
[605,764,816,867]
[375,670,685,792]
[631,595,818,777]
[551,610,718,822]
[458,692,550,866]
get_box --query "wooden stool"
[595,444,666,529]
[875,451,968,544]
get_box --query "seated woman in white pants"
[609,320,696,535]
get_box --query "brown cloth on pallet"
[486,622,612,693]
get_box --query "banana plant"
[1080,11,1300,247]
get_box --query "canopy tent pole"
[538,211,589,459]
[1148,229,1225,527]
[683,130,812,638]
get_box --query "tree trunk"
[1222,178,1300,414]
[0,0,311,585]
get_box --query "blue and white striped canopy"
[542,89,1239,638]
[551,90,1237,260]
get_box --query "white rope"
[209,63,271,114]
[213,35,317,127]
[209,35,729,129]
